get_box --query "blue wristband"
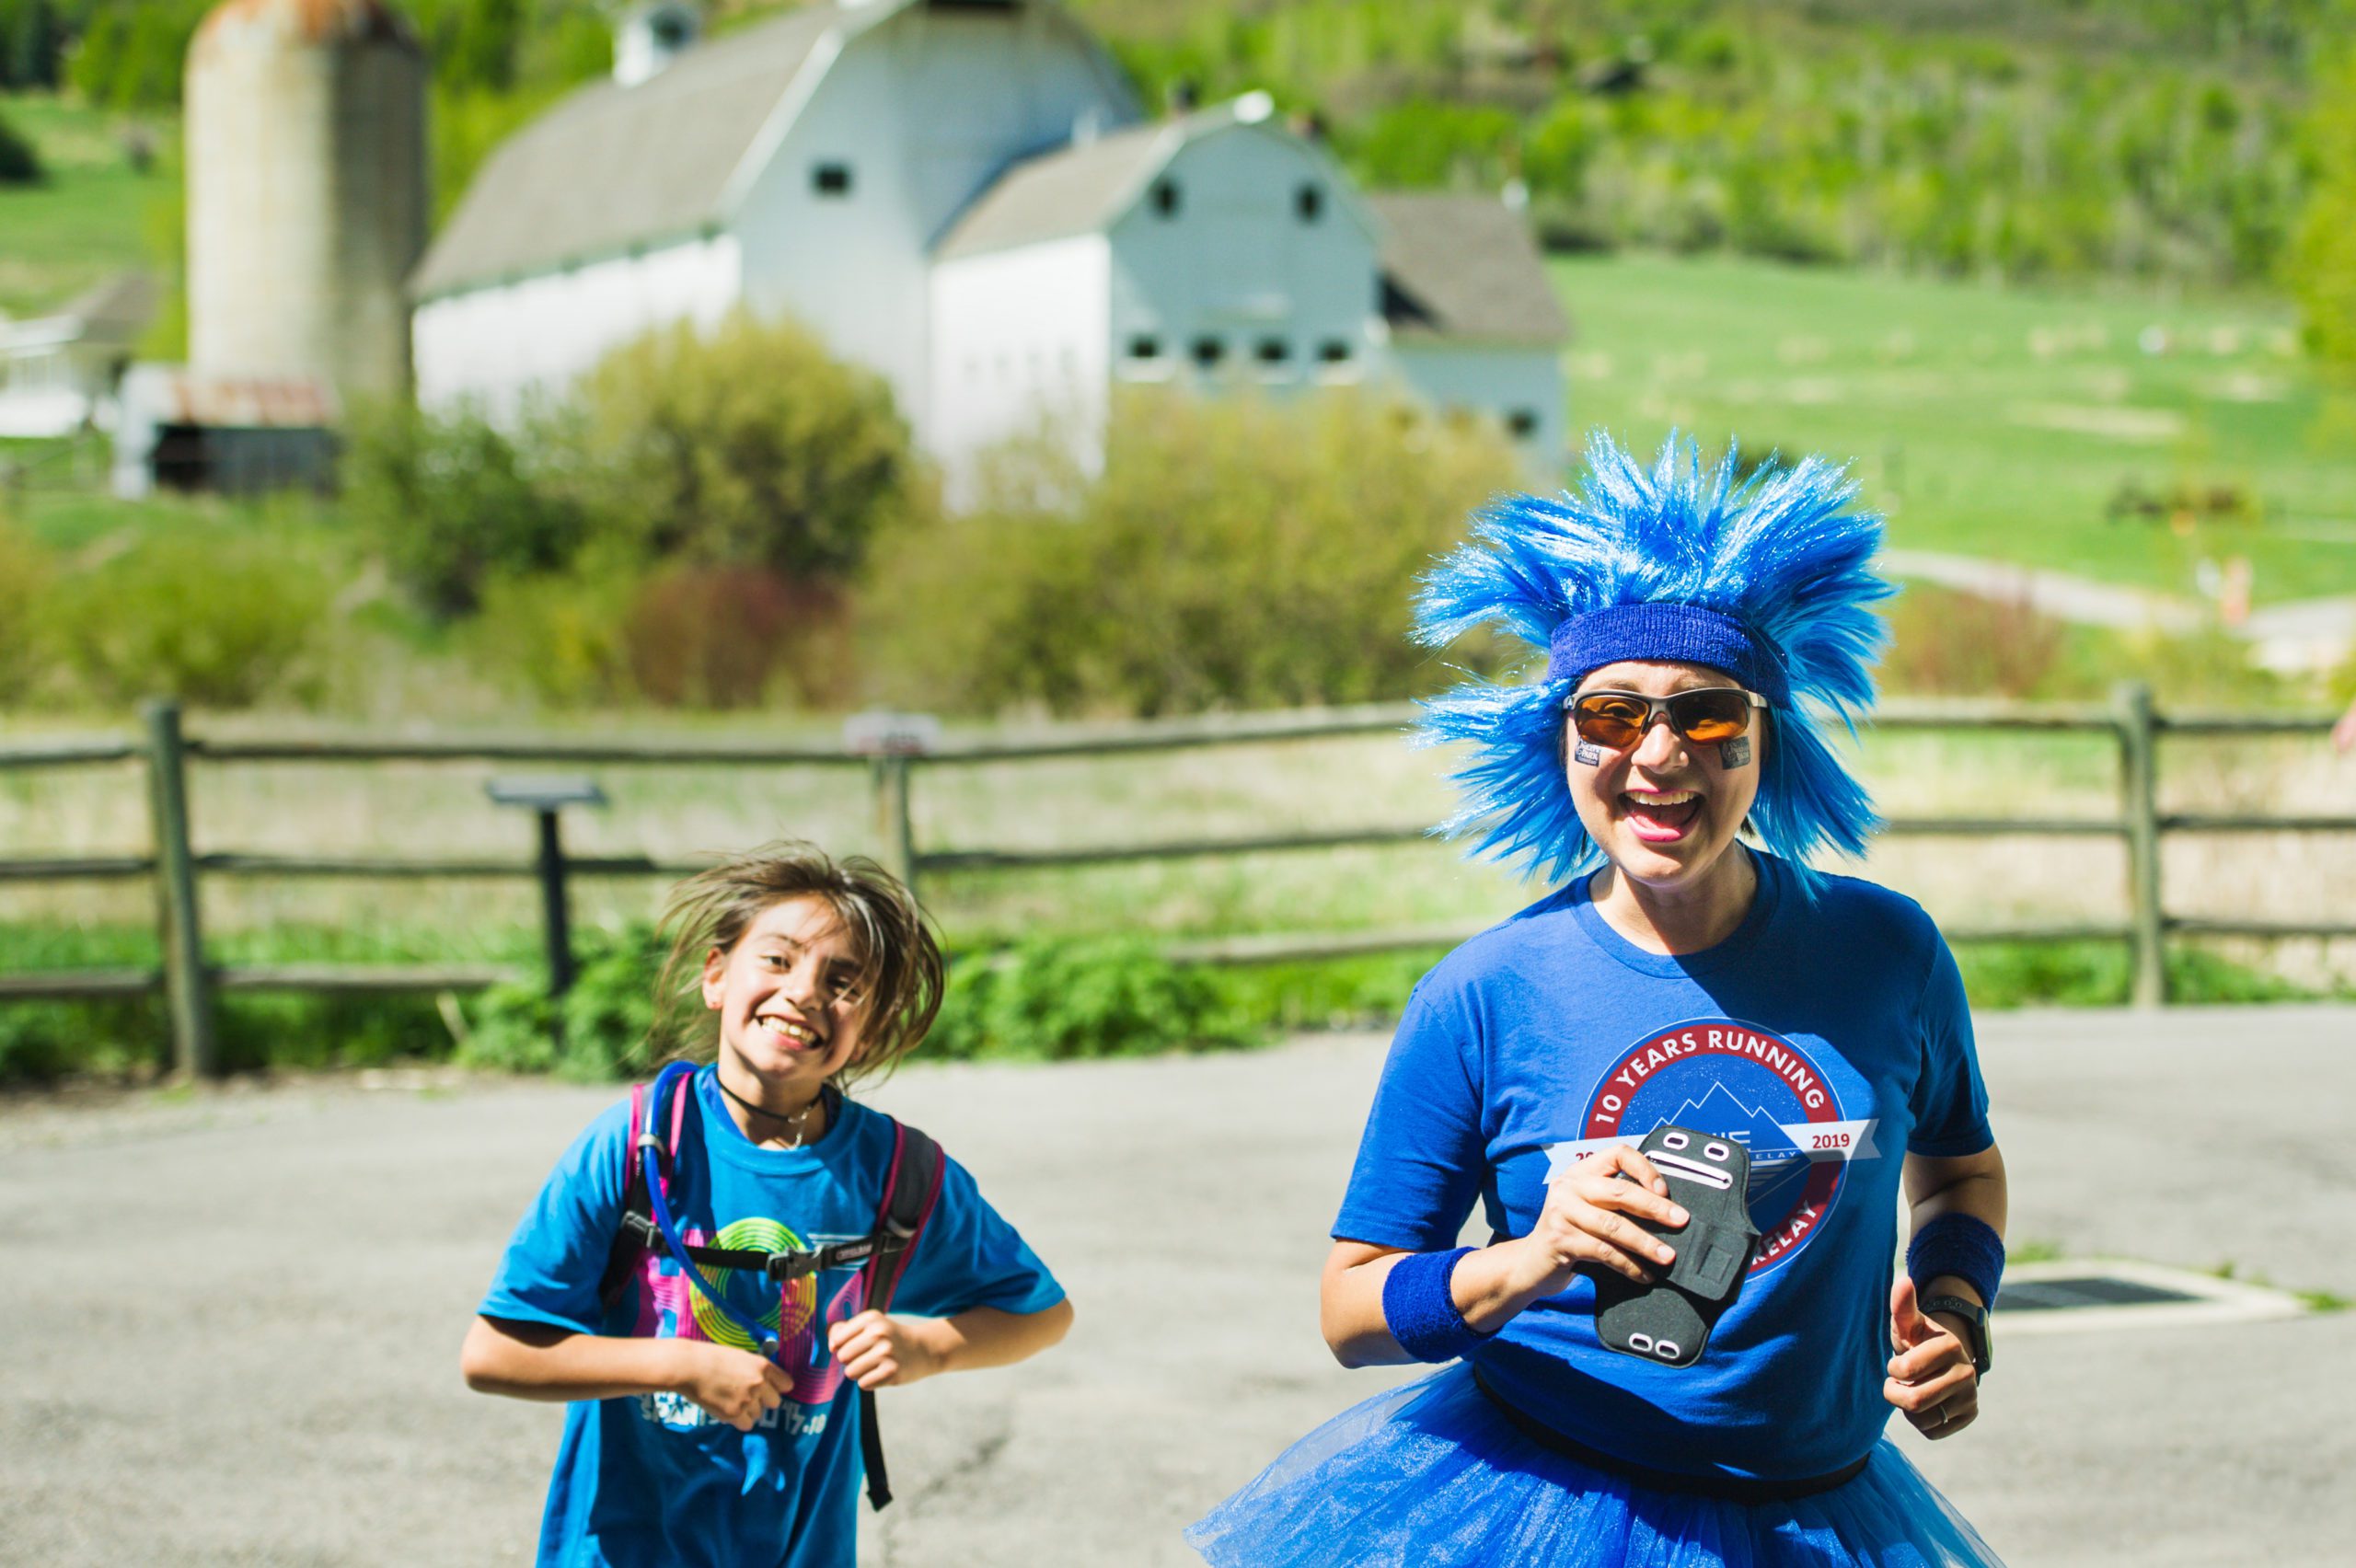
[1381,1246,1493,1364]
[1906,1214,2005,1309]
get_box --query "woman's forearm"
[1322,1239,1562,1366]
[1904,1145,2009,1309]
[460,1315,687,1403]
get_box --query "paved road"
[4,1007,2351,1566]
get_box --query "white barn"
[411,0,1567,488]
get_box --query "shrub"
[928,937,1259,1061]
[0,106,40,185]
[871,388,1526,716]
[459,922,668,1081]
[1878,582,2068,698]
[462,560,636,709]
[622,566,855,710]
[343,400,592,619]
[579,310,924,580]
[46,527,333,708]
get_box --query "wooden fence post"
[872,755,918,903]
[144,699,218,1076]
[2116,682,2165,1009]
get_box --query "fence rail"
[1,686,2348,1076]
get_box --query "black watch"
[1920,1294,1992,1378]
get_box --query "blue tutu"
[1186,1366,2003,1568]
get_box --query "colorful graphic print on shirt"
[1542,1018,1883,1276]
[624,1217,871,1427]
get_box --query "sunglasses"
[1565,687,1767,750]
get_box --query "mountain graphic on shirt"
[1651,1081,1811,1230]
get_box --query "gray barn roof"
[1369,192,1570,347]
[932,118,1174,259]
[410,5,840,298]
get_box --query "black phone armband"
[1589,1124,1761,1369]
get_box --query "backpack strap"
[600,1078,659,1307]
[859,1116,946,1512]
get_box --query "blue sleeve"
[890,1155,1065,1319]
[479,1097,634,1333]
[1332,979,1487,1251]
[1907,935,1994,1158]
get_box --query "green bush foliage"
[929,937,1261,1061]
[1092,0,2324,289]
[0,1,64,90]
[460,560,637,708]
[44,526,334,708]
[577,310,924,581]
[66,0,203,110]
[458,922,669,1082]
[0,104,41,184]
[342,401,593,619]
[872,388,1523,716]
[2292,47,2356,369]
[621,567,855,710]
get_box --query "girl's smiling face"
[1565,659,1765,893]
[701,895,871,1093]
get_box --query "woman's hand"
[827,1309,951,1390]
[672,1339,795,1432]
[1884,1276,1980,1438]
[1507,1144,1690,1297]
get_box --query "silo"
[185,0,427,399]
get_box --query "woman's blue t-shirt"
[480,1068,1064,1568]
[1334,852,1992,1482]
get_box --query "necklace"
[715,1074,827,1147]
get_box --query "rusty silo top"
[191,0,421,55]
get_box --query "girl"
[1190,435,2007,1567]
[464,842,1072,1568]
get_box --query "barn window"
[813,162,853,196]
[1151,178,1181,217]
[1318,339,1352,363]
[1255,338,1290,363]
[1128,335,1161,360]
[1191,336,1225,366]
[1296,183,1323,222]
[1507,409,1541,438]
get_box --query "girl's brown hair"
[649,840,945,1091]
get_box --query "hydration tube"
[637,1060,784,1360]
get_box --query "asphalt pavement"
[2,1005,2350,1566]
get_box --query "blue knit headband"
[1544,602,1792,706]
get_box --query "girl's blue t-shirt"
[480,1068,1064,1568]
[1334,852,1992,1482]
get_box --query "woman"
[1190,435,2008,1568]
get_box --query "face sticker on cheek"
[1573,740,1604,767]
[1718,736,1751,768]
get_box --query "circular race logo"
[1576,1019,1861,1274]
[689,1216,818,1351]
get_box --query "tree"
[870,388,1528,717]
[577,310,920,580]
[2292,48,2356,371]
[0,106,40,184]
[341,400,591,619]
[0,0,62,89]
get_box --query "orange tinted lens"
[1670,690,1750,743]
[1573,695,1647,749]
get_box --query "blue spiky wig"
[1415,432,1892,897]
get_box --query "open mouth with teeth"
[754,1013,826,1051]
[1621,789,1703,843]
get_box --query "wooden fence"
[2,687,2349,1077]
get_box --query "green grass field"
[0,93,173,322]
[1554,253,2356,605]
